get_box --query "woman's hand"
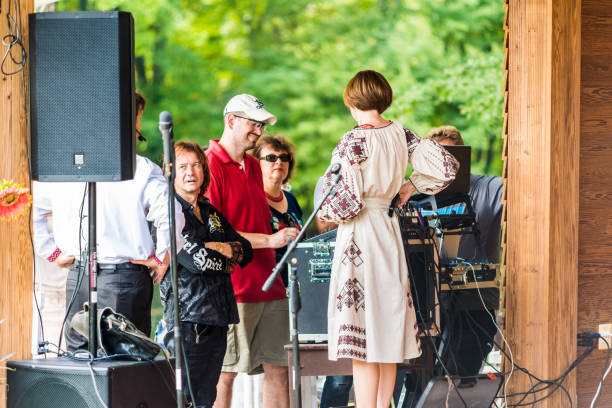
[398,181,416,208]
[268,227,300,248]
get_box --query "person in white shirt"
[33,92,185,352]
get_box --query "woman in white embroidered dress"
[319,70,458,407]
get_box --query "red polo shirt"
[205,140,286,302]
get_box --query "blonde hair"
[426,126,465,146]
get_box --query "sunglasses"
[233,114,267,129]
[260,153,292,163]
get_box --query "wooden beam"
[577,1,612,406]
[0,0,34,406]
[506,0,581,406]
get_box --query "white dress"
[319,121,458,362]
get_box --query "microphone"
[137,129,146,142]
[330,162,342,174]
[159,111,173,175]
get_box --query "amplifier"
[294,226,441,340]
[439,263,500,291]
[294,229,336,341]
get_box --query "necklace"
[266,191,284,202]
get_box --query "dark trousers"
[65,263,153,352]
[321,375,353,408]
[165,322,228,408]
[444,308,498,376]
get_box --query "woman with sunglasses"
[253,135,303,286]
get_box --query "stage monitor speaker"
[7,357,175,408]
[415,374,503,408]
[29,11,135,182]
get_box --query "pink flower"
[0,180,32,220]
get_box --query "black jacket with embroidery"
[160,195,252,327]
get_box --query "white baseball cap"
[223,94,277,125]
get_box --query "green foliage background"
[59,0,504,214]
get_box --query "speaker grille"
[30,12,135,181]
[8,366,108,407]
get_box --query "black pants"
[65,263,153,352]
[443,308,498,376]
[165,322,228,408]
[321,375,353,408]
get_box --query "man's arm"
[32,182,75,268]
[140,161,185,282]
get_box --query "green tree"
[58,0,504,211]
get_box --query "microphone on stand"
[159,111,173,176]
[158,110,183,408]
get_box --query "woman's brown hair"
[343,70,393,114]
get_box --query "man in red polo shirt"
[206,94,299,408]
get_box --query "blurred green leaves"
[59,0,504,213]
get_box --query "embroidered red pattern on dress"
[405,128,418,146]
[337,349,367,360]
[318,131,369,222]
[341,239,364,266]
[334,132,369,166]
[322,181,361,221]
[337,323,367,360]
[419,150,459,193]
[340,324,366,335]
[338,335,366,349]
[404,128,459,194]
[336,277,365,312]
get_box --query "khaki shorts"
[222,298,290,374]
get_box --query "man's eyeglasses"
[260,153,292,163]
[233,114,267,129]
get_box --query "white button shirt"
[33,155,185,264]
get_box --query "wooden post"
[0,0,34,406]
[577,1,612,406]
[506,0,581,406]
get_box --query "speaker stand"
[87,182,98,356]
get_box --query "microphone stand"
[159,111,183,408]
[262,166,342,408]
[87,182,98,357]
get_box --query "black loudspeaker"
[7,357,175,408]
[29,11,135,181]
